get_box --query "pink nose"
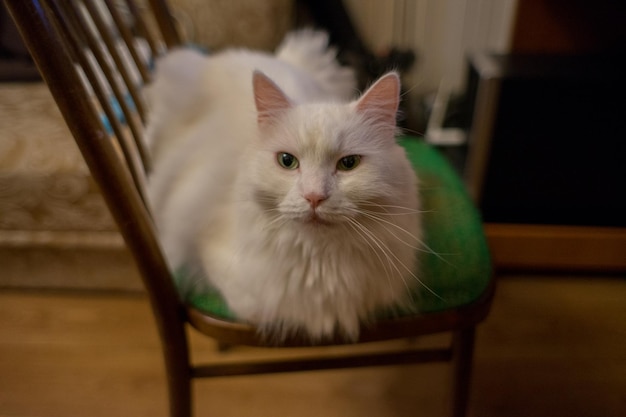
[304,193,327,209]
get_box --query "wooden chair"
[5,1,494,416]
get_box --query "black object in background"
[1,2,40,81]
[465,53,626,228]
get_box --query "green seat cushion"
[175,136,491,320]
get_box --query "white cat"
[145,31,421,340]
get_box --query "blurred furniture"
[0,69,140,290]
[1,0,136,290]
[465,0,626,272]
[5,2,493,417]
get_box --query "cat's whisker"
[361,214,423,252]
[353,217,443,300]
[344,217,396,277]
[346,207,420,241]
[359,201,416,209]
[400,126,426,137]
[356,201,430,214]
[358,208,426,217]
[346,216,442,300]
[350,202,453,261]
[263,213,290,230]
[395,255,444,301]
[351,208,454,265]
[343,216,407,295]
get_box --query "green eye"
[277,152,299,170]
[337,155,361,171]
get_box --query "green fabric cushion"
[176,136,491,320]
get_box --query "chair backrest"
[5,0,187,346]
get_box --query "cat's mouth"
[303,212,333,226]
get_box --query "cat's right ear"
[354,72,400,136]
[253,71,293,127]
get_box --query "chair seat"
[176,137,492,327]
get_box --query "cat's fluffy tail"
[275,29,356,101]
[143,48,208,157]
[144,48,208,117]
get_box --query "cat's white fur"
[145,30,421,340]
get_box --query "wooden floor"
[1,274,625,417]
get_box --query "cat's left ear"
[253,71,293,127]
[354,72,400,130]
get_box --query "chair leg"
[166,357,192,417]
[449,326,476,417]
[159,323,193,417]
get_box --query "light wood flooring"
[1,274,625,417]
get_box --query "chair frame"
[5,1,494,416]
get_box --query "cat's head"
[245,71,417,229]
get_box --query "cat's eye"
[337,155,361,171]
[277,152,299,170]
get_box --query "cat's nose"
[304,193,328,209]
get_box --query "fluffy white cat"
[145,31,421,340]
